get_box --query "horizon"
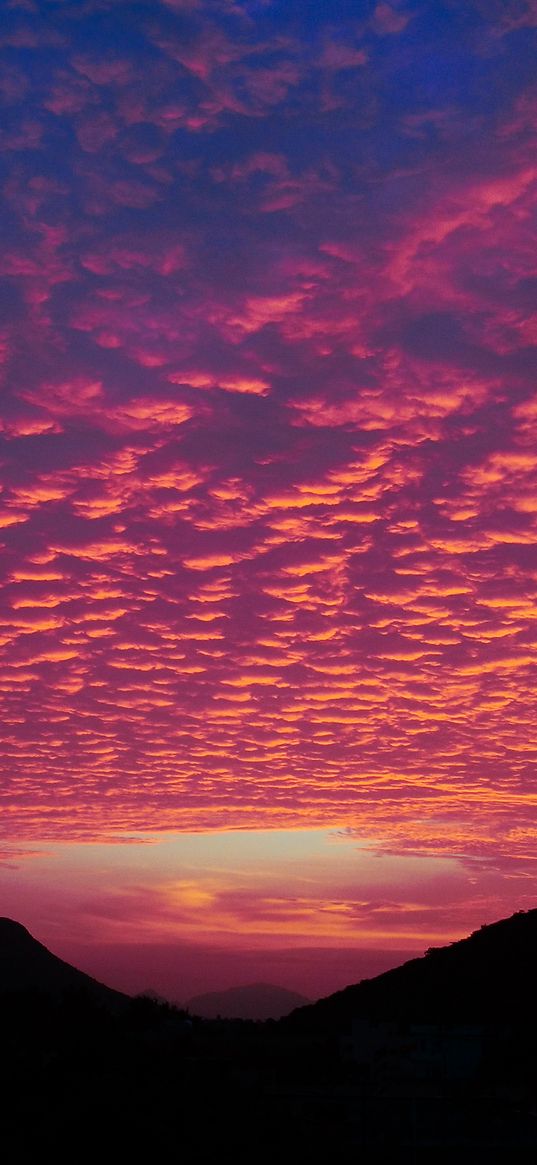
[3,825,534,999]
[2,904,535,1012]
[1,0,537,998]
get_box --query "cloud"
[0,0,535,892]
[372,4,412,36]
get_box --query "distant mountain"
[0,918,128,1009]
[187,982,310,1020]
[284,908,537,1031]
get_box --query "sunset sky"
[1,0,537,1002]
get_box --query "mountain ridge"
[283,908,537,1030]
[3,908,537,1027]
[187,981,310,1020]
[0,916,128,1009]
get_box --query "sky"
[1,0,537,1001]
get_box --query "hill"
[284,908,537,1030]
[1,911,537,1157]
[0,918,128,1009]
[187,982,309,1020]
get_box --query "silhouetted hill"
[187,982,310,1020]
[284,909,537,1031]
[0,918,128,1009]
[1,912,536,1159]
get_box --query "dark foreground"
[3,910,537,1160]
[2,987,537,1163]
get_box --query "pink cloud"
[372,3,412,35]
[0,0,536,929]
